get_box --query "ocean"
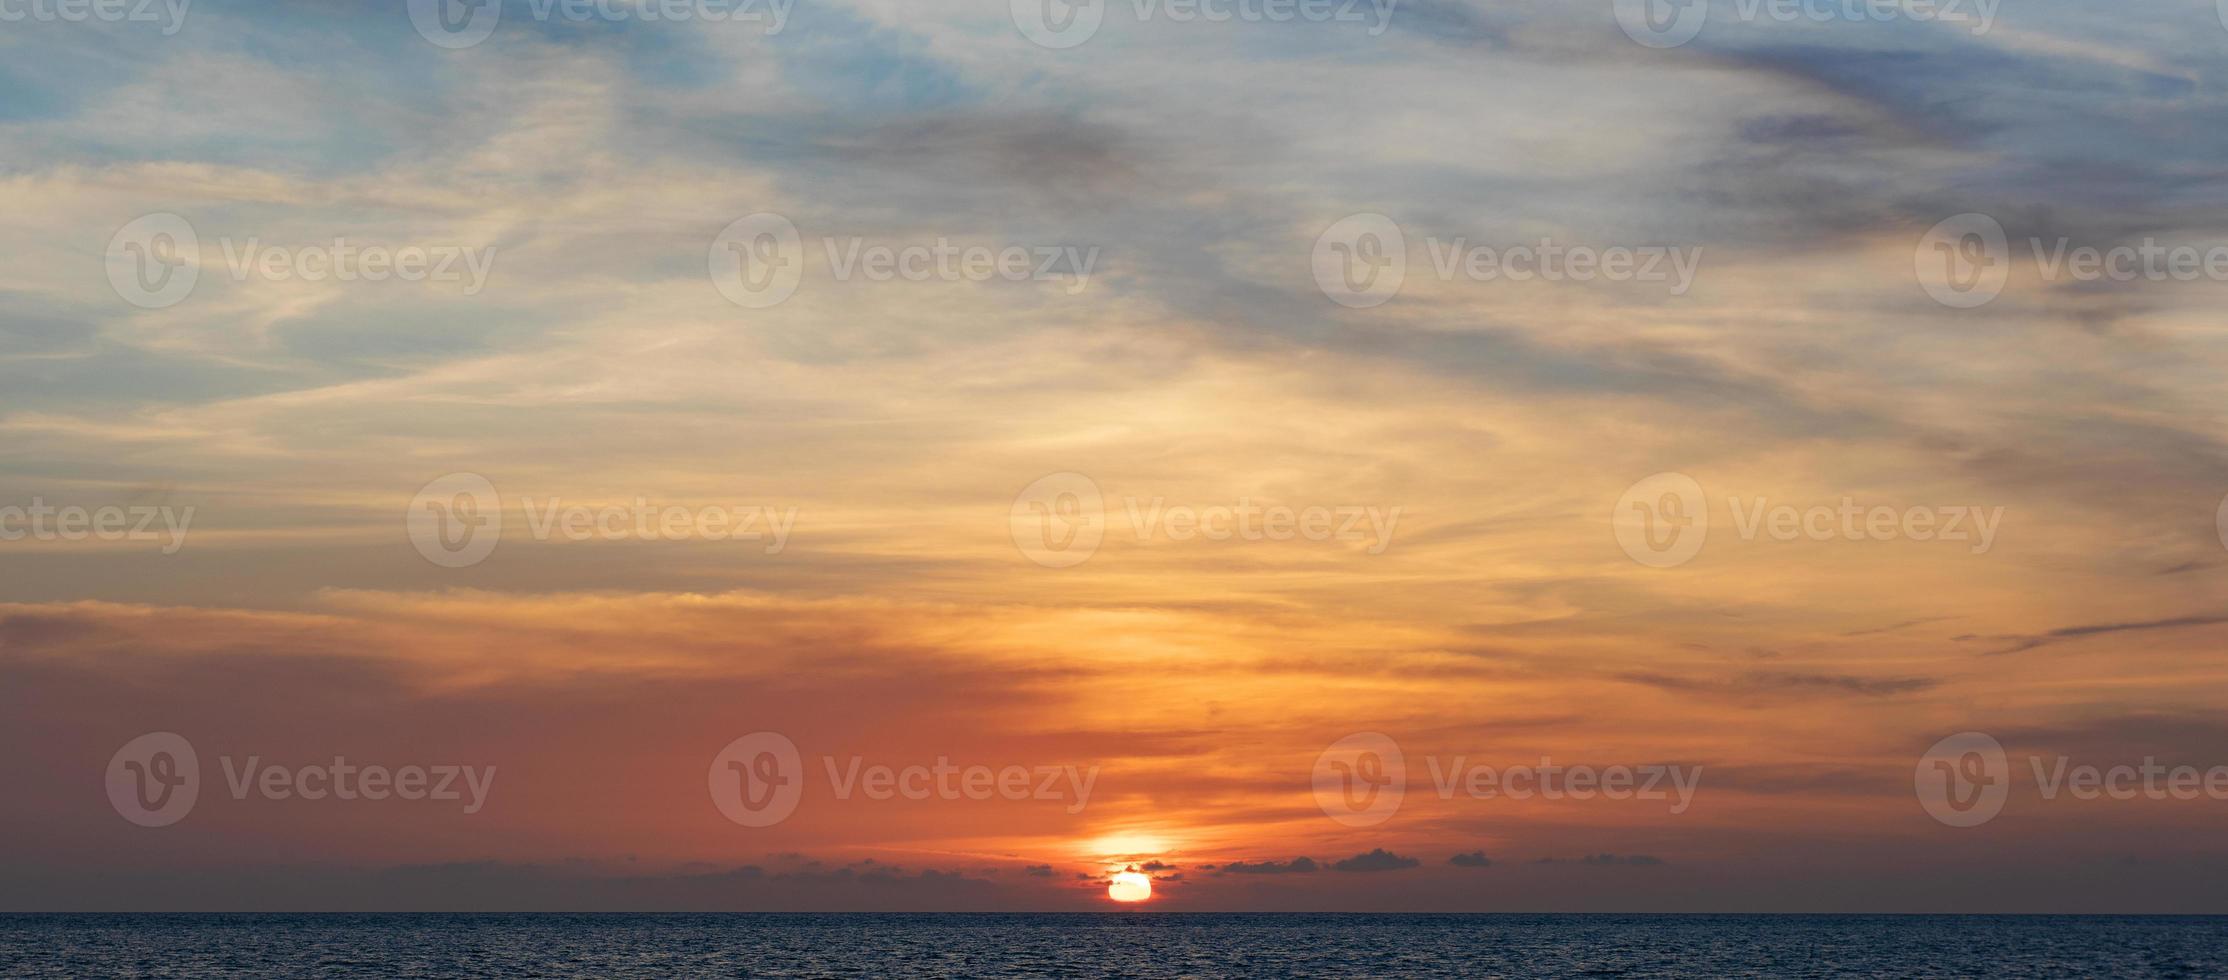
[3,913,2224,977]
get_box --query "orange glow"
[1086,832,1172,857]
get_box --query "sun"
[1107,871,1152,903]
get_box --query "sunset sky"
[7,0,2228,913]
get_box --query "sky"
[6,0,2228,913]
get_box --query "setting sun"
[1107,872,1153,903]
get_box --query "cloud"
[1331,849,1420,873]
[1617,670,1937,698]
[1449,851,1492,868]
[1989,715,2228,767]
[1838,617,1958,637]
[1218,858,1320,875]
[1973,614,2228,657]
